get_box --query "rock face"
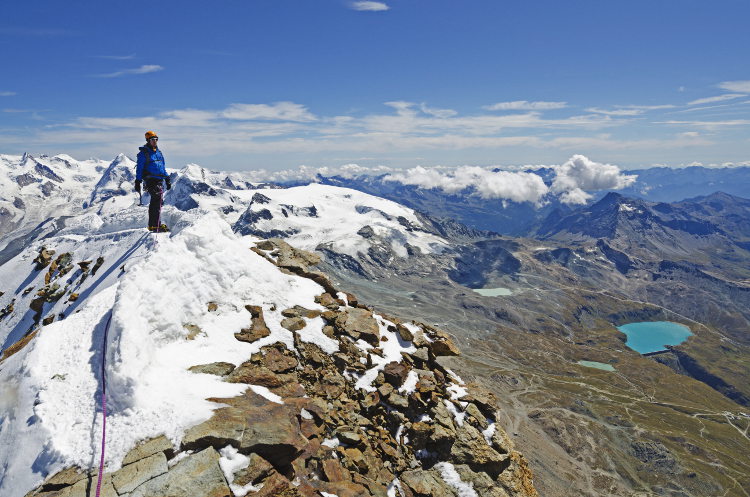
[29,240,537,497]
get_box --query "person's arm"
[135,150,145,181]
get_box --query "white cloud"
[483,101,568,111]
[0,91,16,97]
[687,94,745,106]
[656,119,750,127]
[222,102,317,122]
[551,155,637,204]
[718,80,750,94]
[94,54,136,60]
[384,166,550,203]
[94,64,164,78]
[586,107,643,116]
[419,103,457,118]
[350,1,390,11]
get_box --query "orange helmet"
[145,130,158,140]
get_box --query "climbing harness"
[94,311,113,497]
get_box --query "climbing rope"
[94,311,113,497]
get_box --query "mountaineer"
[134,130,171,232]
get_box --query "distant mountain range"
[315,165,750,236]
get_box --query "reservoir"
[616,321,692,354]
[578,360,615,371]
[472,287,512,297]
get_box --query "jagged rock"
[67,293,79,302]
[396,323,414,342]
[122,435,174,465]
[33,248,55,271]
[452,422,509,478]
[335,308,381,345]
[281,305,321,319]
[462,383,499,416]
[454,464,513,497]
[401,469,456,496]
[270,238,321,271]
[281,316,306,331]
[255,239,275,250]
[42,316,55,326]
[233,453,274,486]
[226,361,293,388]
[383,361,411,387]
[128,447,230,497]
[336,428,364,446]
[317,292,343,309]
[189,362,235,377]
[253,472,299,497]
[235,305,271,342]
[181,390,307,469]
[183,323,203,340]
[465,403,489,430]
[428,329,461,357]
[91,256,104,275]
[497,451,538,497]
[322,458,352,482]
[262,345,299,373]
[34,467,91,491]
[0,299,14,320]
[37,474,118,497]
[207,301,218,312]
[111,452,168,494]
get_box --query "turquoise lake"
[578,360,616,371]
[616,321,693,354]
[472,287,512,297]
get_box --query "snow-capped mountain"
[0,154,536,497]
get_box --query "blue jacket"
[135,145,167,181]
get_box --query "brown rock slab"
[254,472,300,497]
[452,422,509,478]
[121,435,174,465]
[401,469,455,497]
[225,362,289,387]
[262,346,298,373]
[235,305,271,343]
[335,308,381,345]
[127,447,230,497]
[181,390,307,469]
[383,361,411,387]
[233,453,274,486]
[111,452,168,494]
[188,362,236,377]
[281,317,306,332]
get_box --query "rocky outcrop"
[30,240,537,497]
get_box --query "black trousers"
[144,178,164,229]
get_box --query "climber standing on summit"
[134,131,171,232]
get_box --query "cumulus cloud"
[94,64,163,78]
[483,101,568,111]
[550,155,637,204]
[718,80,750,93]
[222,102,317,122]
[350,1,390,11]
[384,166,549,204]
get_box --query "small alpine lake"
[577,360,616,371]
[471,287,513,297]
[616,321,693,354]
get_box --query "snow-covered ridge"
[232,183,449,258]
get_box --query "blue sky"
[1,0,749,171]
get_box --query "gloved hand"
[135,180,141,193]
[165,178,171,190]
